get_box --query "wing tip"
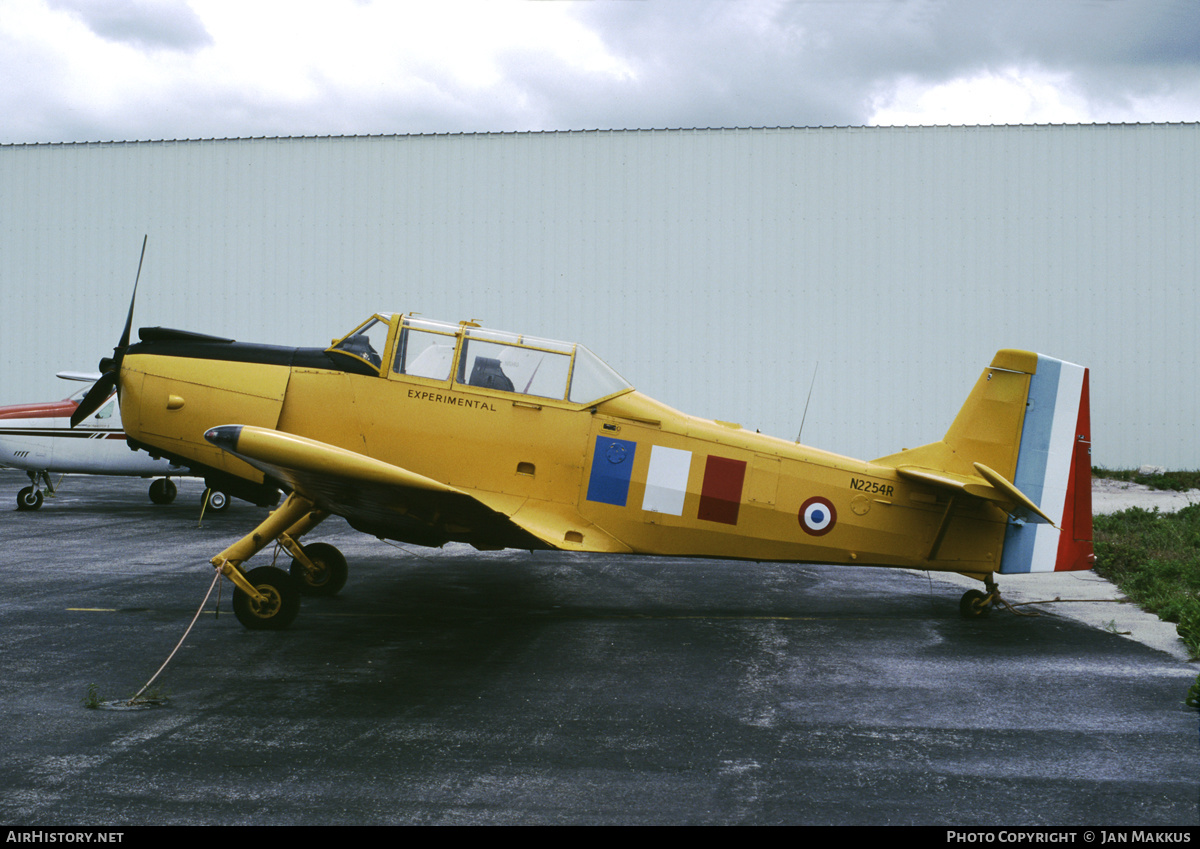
[204,424,243,453]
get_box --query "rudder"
[1000,355,1093,573]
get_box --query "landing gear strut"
[210,493,344,630]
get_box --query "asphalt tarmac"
[1,470,1196,826]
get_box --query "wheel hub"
[249,586,282,618]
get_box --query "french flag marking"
[642,446,692,516]
[698,455,747,525]
[586,436,637,507]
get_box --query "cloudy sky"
[1,0,1198,144]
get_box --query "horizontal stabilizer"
[972,462,1055,526]
[894,463,1054,525]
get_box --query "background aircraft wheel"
[16,487,43,511]
[148,478,178,505]
[289,542,348,597]
[233,567,300,630]
[959,589,991,619]
[206,490,230,512]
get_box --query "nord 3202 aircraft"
[73,304,1093,631]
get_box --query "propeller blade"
[70,236,148,428]
[117,235,147,353]
[69,371,118,427]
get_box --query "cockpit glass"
[395,318,457,381]
[568,345,632,404]
[458,329,574,400]
[330,317,390,372]
[367,313,634,405]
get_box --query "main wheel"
[289,542,348,597]
[959,589,991,619]
[149,478,177,505]
[206,490,230,512]
[233,567,300,630]
[16,487,43,511]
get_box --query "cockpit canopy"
[328,315,632,406]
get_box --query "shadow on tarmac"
[1,471,1195,825]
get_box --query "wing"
[204,425,631,553]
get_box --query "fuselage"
[115,315,1012,574]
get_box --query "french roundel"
[799,496,837,536]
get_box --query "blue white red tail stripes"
[1000,355,1093,573]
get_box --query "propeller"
[70,236,147,427]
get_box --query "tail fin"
[999,353,1093,573]
[875,349,1093,573]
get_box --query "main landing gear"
[288,541,348,597]
[152,478,231,512]
[16,471,55,510]
[14,473,226,512]
[203,487,230,513]
[210,493,346,630]
[148,477,177,505]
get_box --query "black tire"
[959,589,991,619]
[289,542,348,597]
[233,567,300,630]
[149,478,177,505]
[16,487,43,511]
[206,490,230,512]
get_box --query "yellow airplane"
[73,309,1093,631]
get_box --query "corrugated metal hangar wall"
[1,125,1196,468]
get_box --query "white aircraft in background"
[0,372,229,511]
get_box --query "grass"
[81,681,169,709]
[1090,469,1200,662]
[82,683,101,709]
[127,684,169,707]
[1092,466,1200,492]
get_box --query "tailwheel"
[149,477,177,505]
[289,542,348,597]
[205,489,230,512]
[16,486,43,511]
[959,588,992,619]
[233,567,300,630]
